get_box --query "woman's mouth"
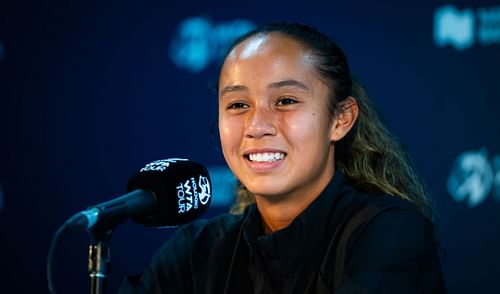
[246,152,286,162]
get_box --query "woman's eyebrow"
[219,80,309,96]
[219,85,248,96]
[268,79,309,91]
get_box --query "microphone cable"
[47,222,70,294]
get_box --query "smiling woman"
[120,23,447,294]
[218,33,348,231]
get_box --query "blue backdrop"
[1,0,499,293]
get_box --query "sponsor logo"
[477,5,500,46]
[447,148,500,207]
[198,175,211,205]
[140,158,188,172]
[176,175,211,214]
[434,4,500,50]
[434,5,475,50]
[169,17,255,73]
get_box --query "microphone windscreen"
[126,158,212,227]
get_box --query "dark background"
[1,0,499,293]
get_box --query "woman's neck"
[257,200,307,233]
[254,172,334,233]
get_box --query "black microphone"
[64,158,212,230]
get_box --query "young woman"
[120,23,446,293]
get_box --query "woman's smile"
[243,148,287,172]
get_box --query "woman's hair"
[221,23,433,220]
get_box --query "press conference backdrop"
[0,0,499,293]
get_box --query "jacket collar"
[243,170,347,271]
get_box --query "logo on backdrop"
[176,175,211,214]
[434,4,500,50]
[169,17,256,73]
[447,148,500,207]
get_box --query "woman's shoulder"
[350,190,433,243]
[335,184,438,259]
[344,191,439,267]
[335,192,445,292]
[338,174,423,219]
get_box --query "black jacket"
[120,171,447,293]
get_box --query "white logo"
[434,5,475,50]
[447,149,500,207]
[176,178,199,214]
[176,175,211,214]
[140,158,188,172]
[169,17,255,73]
[198,175,211,205]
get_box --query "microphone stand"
[87,223,115,294]
[88,241,110,293]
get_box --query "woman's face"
[218,33,337,202]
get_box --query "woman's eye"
[277,97,298,106]
[227,102,249,110]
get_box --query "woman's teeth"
[248,152,285,162]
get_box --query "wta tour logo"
[176,175,211,214]
[169,17,255,73]
[434,4,500,50]
[447,149,500,207]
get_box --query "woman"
[121,23,446,293]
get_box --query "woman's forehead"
[230,34,269,60]
[216,33,335,103]
[227,33,312,63]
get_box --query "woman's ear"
[330,96,359,142]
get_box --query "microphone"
[64,158,212,230]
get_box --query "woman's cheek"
[219,117,242,154]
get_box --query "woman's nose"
[243,107,277,139]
